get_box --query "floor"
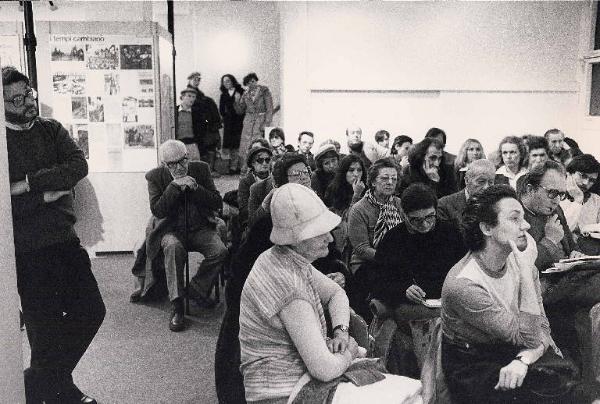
[21,174,241,404]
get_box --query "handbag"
[523,350,579,402]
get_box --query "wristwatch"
[515,354,531,366]
[333,324,349,334]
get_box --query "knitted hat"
[270,183,341,245]
[314,143,338,162]
[246,146,273,168]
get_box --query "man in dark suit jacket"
[145,140,227,331]
[438,159,496,229]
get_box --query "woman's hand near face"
[352,177,365,196]
[494,360,528,391]
[423,160,440,182]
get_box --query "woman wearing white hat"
[239,184,422,404]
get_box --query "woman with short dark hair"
[496,136,528,189]
[441,185,592,403]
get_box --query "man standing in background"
[3,66,105,404]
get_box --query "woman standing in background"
[237,73,274,173]
[219,74,245,175]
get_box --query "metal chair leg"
[184,253,190,314]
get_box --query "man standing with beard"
[3,66,105,403]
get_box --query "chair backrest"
[349,311,371,351]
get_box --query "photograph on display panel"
[88,97,105,122]
[86,43,119,70]
[122,96,138,122]
[124,124,155,148]
[104,73,120,95]
[120,45,152,70]
[53,73,85,95]
[71,96,88,120]
[51,43,85,62]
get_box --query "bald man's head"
[465,159,496,197]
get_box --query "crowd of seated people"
[131,123,600,403]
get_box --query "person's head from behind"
[465,159,496,197]
[401,183,438,234]
[243,72,259,89]
[409,137,443,177]
[297,131,315,154]
[345,125,362,146]
[2,66,38,125]
[269,183,340,262]
[247,147,273,179]
[375,130,390,148]
[457,139,485,168]
[425,127,447,147]
[463,185,530,254]
[391,135,413,158]
[368,159,398,200]
[180,88,197,109]
[527,136,550,170]
[566,154,600,193]
[249,137,270,150]
[314,144,339,174]
[269,128,285,148]
[187,71,201,88]
[498,136,526,173]
[518,160,567,216]
[272,152,311,188]
[159,139,189,178]
[320,139,341,154]
[544,129,565,156]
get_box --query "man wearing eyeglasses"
[2,66,105,403]
[370,183,466,376]
[519,160,600,384]
[143,139,227,332]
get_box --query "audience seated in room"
[438,159,496,229]
[561,154,600,255]
[371,183,467,377]
[441,185,598,403]
[237,145,272,228]
[495,136,528,190]
[454,138,486,190]
[311,143,339,201]
[238,183,422,404]
[399,137,458,198]
[519,160,600,383]
[135,140,228,332]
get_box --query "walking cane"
[184,189,190,314]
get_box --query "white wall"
[163,1,281,123]
[280,1,587,155]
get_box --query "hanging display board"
[48,34,158,172]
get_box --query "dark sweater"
[370,220,467,307]
[7,118,87,253]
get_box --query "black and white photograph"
[87,96,104,122]
[122,96,138,122]
[71,96,87,120]
[3,1,600,404]
[103,73,120,95]
[120,45,152,70]
[51,43,85,61]
[123,124,154,148]
[86,43,119,70]
[52,73,85,95]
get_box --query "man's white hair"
[159,139,187,163]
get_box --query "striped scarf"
[366,189,402,248]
